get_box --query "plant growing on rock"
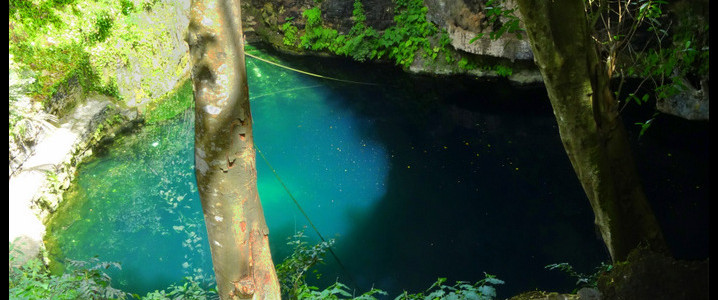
[299,7,340,51]
[282,17,300,46]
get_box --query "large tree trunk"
[185,0,281,298]
[515,0,667,262]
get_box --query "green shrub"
[334,0,380,62]
[91,10,114,43]
[282,18,300,46]
[120,0,135,16]
[9,243,127,300]
[469,0,524,43]
[275,230,336,299]
[9,0,64,36]
[376,0,438,67]
[299,7,340,51]
[275,230,388,300]
[285,0,446,68]
[493,65,513,77]
[136,276,218,300]
[395,275,505,300]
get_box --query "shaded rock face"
[9,94,137,267]
[656,77,709,120]
[115,0,191,108]
[424,0,532,61]
[322,0,395,31]
[446,24,532,61]
[251,0,313,30]
[321,0,355,31]
[43,75,85,119]
[252,0,394,33]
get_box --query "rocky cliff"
[243,0,543,84]
[241,0,707,119]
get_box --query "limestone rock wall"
[112,0,191,109]
[9,93,140,266]
[424,0,532,61]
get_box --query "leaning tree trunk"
[185,0,281,298]
[515,0,668,262]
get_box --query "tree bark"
[185,0,281,298]
[515,0,668,262]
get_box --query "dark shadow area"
[251,43,709,298]
[249,44,610,298]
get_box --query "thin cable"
[245,52,380,86]
[250,84,323,100]
[254,144,358,288]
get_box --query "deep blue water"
[46,44,709,299]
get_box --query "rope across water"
[245,51,380,86]
[254,144,358,290]
[246,48,374,290]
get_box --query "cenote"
[45,44,709,298]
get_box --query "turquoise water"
[47,48,393,295]
[46,45,709,298]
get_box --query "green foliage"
[493,65,513,77]
[9,0,190,119]
[140,0,161,12]
[120,0,135,16]
[9,39,107,108]
[437,31,453,63]
[8,1,128,105]
[12,229,503,299]
[96,77,122,99]
[276,230,337,299]
[292,282,387,300]
[282,17,300,46]
[394,274,505,300]
[137,276,218,300]
[595,0,709,132]
[470,0,524,43]
[634,112,659,138]
[457,58,476,70]
[286,0,448,68]
[9,243,127,300]
[299,7,340,51]
[334,0,380,62]
[545,262,612,292]
[276,231,388,300]
[377,0,438,67]
[91,10,114,43]
[144,79,195,124]
[8,58,59,146]
[9,0,65,36]
[626,93,650,106]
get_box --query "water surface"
[46,45,709,298]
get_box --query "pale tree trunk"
[185,0,281,298]
[515,0,668,262]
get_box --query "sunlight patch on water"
[45,50,389,295]
[247,56,389,242]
